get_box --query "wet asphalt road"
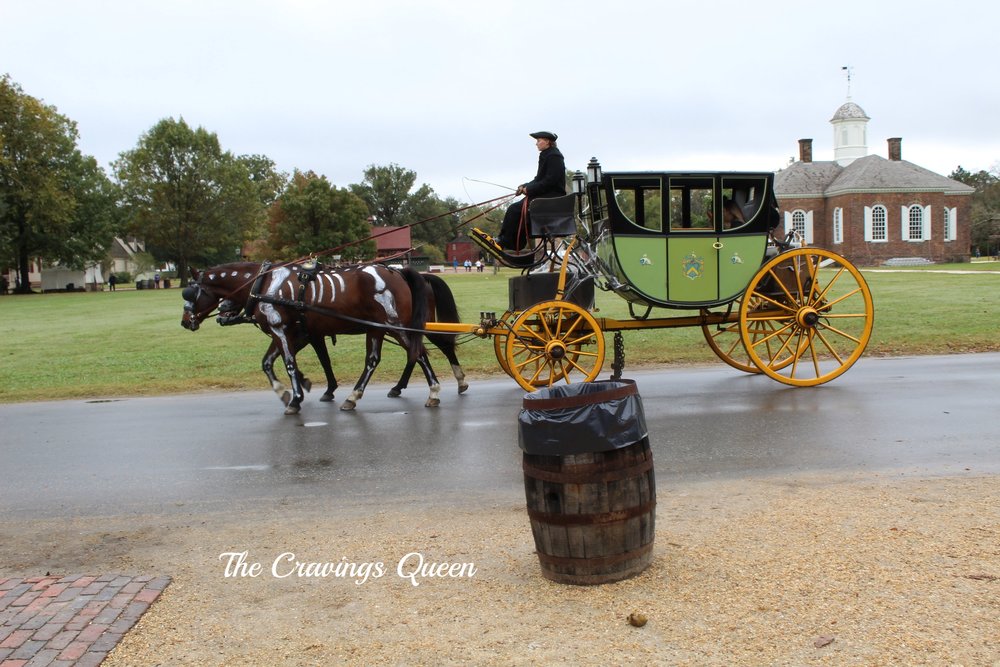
[1,353,998,520]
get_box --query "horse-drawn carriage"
[181,157,874,413]
[462,158,874,391]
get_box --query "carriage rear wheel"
[493,333,513,378]
[739,248,874,386]
[504,300,605,391]
[701,296,800,374]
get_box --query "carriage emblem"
[730,252,743,265]
[639,254,653,266]
[682,252,704,280]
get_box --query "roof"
[830,101,869,122]
[373,226,411,252]
[776,155,974,198]
[774,161,843,197]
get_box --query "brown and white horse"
[182,261,445,414]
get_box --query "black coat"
[522,146,566,198]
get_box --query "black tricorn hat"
[529,131,557,141]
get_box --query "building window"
[833,207,843,244]
[792,210,806,240]
[943,207,956,242]
[908,205,924,241]
[871,205,887,241]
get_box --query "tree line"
[949,166,1000,257]
[1,74,499,293]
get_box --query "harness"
[217,261,271,326]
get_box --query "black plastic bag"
[518,380,648,455]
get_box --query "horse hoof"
[280,390,291,406]
[425,398,441,408]
[302,378,312,392]
[319,393,335,403]
[284,405,301,415]
[340,400,356,411]
[387,388,402,398]
[458,383,470,394]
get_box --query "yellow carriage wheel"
[701,296,800,374]
[504,300,605,392]
[493,334,513,378]
[739,248,874,386]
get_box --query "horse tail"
[400,267,428,362]
[422,273,460,324]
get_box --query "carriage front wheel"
[739,247,874,386]
[504,300,605,392]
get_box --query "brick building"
[774,99,974,266]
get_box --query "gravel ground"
[3,472,998,666]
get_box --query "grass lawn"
[0,264,997,402]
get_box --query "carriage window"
[669,180,714,231]
[722,177,766,230]
[611,178,663,231]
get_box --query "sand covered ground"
[3,471,997,665]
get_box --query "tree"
[112,118,273,282]
[264,170,374,262]
[350,164,464,261]
[1,74,119,293]
[951,165,1000,257]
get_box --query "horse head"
[181,263,261,331]
[181,271,220,332]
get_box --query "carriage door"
[666,177,719,303]
[716,177,769,302]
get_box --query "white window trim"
[944,206,957,242]
[785,209,813,244]
[903,204,931,242]
[864,205,888,243]
[833,207,843,244]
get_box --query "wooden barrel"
[522,437,655,585]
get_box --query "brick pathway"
[0,574,170,667]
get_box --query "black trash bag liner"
[518,380,648,456]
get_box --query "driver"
[496,131,566,250]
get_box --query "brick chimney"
[798,138,813,163]
[887,137,902,161]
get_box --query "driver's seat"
[528,194,577,239]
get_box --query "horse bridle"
[181,281,219,325]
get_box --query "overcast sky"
[3,0,998,204]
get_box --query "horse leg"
[271,326,306,415]
[388,360,415,398]
[261,341,291,406]
[310,335,338,402]
[430,333,469,394]
[341,333,383,411]
[413,350,442,408]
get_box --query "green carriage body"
[592,171,780,310]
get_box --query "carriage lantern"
[586,157,602,184]
[571,170,586,195]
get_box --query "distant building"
[373,225,412,263]
[775,98,974,265]
[446,235,481,267]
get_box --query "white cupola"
[830,99,869,166]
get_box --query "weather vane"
[841,65,854,99]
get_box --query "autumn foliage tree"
[261,170,374,263]
[113,117,281,282]
[0,74,119,293]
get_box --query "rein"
[285,193,515,267]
